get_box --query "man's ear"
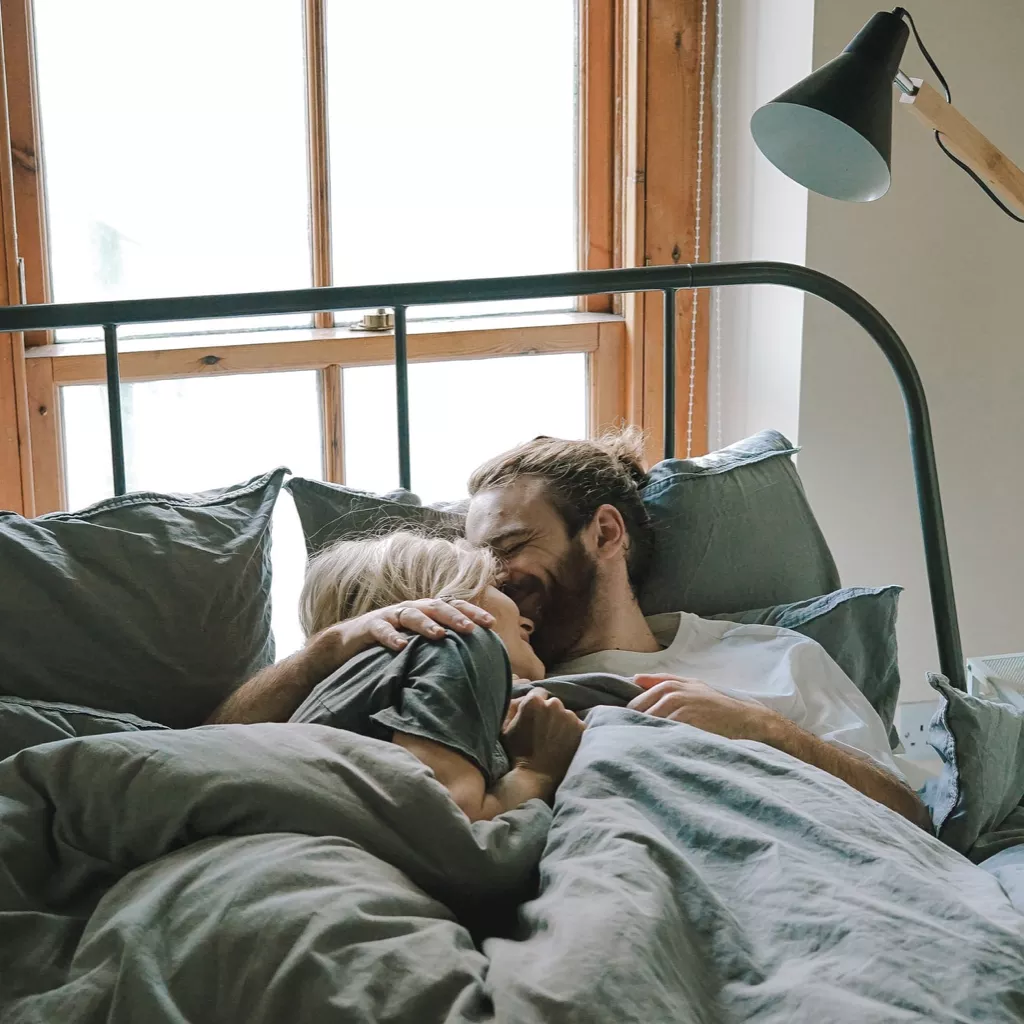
[588,504,628,563]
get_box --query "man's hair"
[467,427,654,590]
[299,530,500,637]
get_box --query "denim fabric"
[0,470,285,727]
[922,674,1024,859]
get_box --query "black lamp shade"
[750,11,910,202]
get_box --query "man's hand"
[501,688,585,789]
[627,674,776,742]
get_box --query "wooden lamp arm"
[899,78,1024,219]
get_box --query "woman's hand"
[501,688,585,789]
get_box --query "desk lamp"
[750,7,1024,220]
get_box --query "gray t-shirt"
[290,627,513,784]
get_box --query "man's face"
[466,478,598,665]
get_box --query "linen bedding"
[1,710,1022,1023]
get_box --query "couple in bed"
[209,430,930,830]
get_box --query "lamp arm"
[899,79,1024,219]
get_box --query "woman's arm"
[205,599,493,725]
[392,733,556,822]
[392,689,585,823]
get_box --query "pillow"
[638,430,840,616]
[286,477,462,556]
[288,430,840,617]
[921,674,1024,858]
[0,469,285,728]
[0,695,165,761]
[711,586,903,745]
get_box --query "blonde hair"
[467,426,654,588]
[299,530,501,637]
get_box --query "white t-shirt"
[554,611,903,779]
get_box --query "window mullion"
[304,0,332,304]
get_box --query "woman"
[290,530,584,823]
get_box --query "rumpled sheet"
[2,711,1022,1023]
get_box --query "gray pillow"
[0,695,165,761]
[286,477,462,556]
[0,469,285,728]
[712,585,902,745]
[921,674,1024,859]
[638,430,840,616]
[288,431,840,617]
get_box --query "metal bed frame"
[0,261,966,690]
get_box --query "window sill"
[26,310,625,384]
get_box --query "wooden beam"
[579,0,615,312]
[319,363,344,483]
[304,0,332,313]
[589,318,627,435]
[34,316,616,385]
[617,0,647,434]
[1,0,49,339]
[24,354,61,512]
[900,79,1024,219]
[0,10,33,514]
[620,0,713,463]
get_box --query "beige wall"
[719,1,1024,702]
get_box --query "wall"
[718,0,1024,702]
[715,0,814,449]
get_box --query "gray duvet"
[1,709,1022,1022]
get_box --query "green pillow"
[639,430,840,616]
[712,586,903,745]
[286,477,461,556]
[0,470,285,727]
[922,675,1024,859]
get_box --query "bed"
[1,263,1023,1022]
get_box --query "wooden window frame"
[1,0,712,515]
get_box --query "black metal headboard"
[0,261,965,689]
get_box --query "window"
[3,0,713,535]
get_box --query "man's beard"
[506,538,598,668]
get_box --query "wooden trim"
[579,0,615,312]
[304,0,333,327]
[589,318,627,435]
[24,353,61,512]
[617,0,647,436]
[0,12,33,514]
[33,315,615,385]
[319,364,343,483]
[1,0,49,344]
[617,0,713,462]
[900,79,1024,218]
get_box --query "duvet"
[1,708,1022,1022]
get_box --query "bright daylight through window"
[31,1,586,653]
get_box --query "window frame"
[1,0,713,516]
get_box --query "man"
[462,428,929,829]
[211,429,929,829]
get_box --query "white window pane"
[343,353,587,503]
[34,1,312,339]
[326,0,577,319]
[61,372,322,657]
